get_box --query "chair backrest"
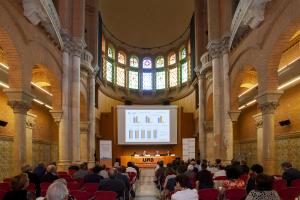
[127,172,137,184]
[2,178,11,183]
[214,176,227,181]
[40,182,51,190]
[41,189,47,197]
[291,179,300,189]
[198,188,219,200]
[27,183,35,193]
[0,190,6,200]
[278,187,300,200]
[57,171,68,176]
[67,181,81,190]
[0,183,10,192]
[224,188,247,200]
[95,191,117,200]
[272,179,287,192]
[68,169,77,176]
[59,174,74,182]
[70,190,90,200]
[83,183,99,195]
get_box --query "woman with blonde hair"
[3,173,33,200]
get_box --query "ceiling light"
[278,76,300,90]
[33,98,44,105]
[278,57,300,73]
[238,84,258,98]
[31,82,53,96]
[45,104,53,110]
[0,81,9,88]
[0,62,9,70]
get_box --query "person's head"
[11,173,29,191]
[127,162,133,167]
[175,174,190,189]
[202,159,208,164]
[21,164,32,173]
[215,159,221,165]
[226,166,241,180]
[177,165,187,175]
[255,174,274,191]
[167,167,175,175]
[46,179,70,200]
[250,164,264,175]
[79,163,87,170]
[187,165,194,171]
[159,161,164,168]
[47,165,57,174]
[281,162,292,171]
[93,165,102,174]
[108,168,117,179]
[201,163,208,170]
[240,160,247,165]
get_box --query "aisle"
[134,168,159,200]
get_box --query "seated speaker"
[0,120,8,127]
[279,119,291,126]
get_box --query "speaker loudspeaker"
[0,120,8,127]
[279,119,291,126]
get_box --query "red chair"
[291,179,300,189]
[68,169,77,176]
[67,181,81,191]
[83,183,99,196]
[57,171,68,176]
[59,174,74,182]
[0,183,10,192]
[41,189,47,197]
[214,176,227,181]
[127,172,137,184]
[2,178,11,183]
[272,179,287,192]
[224,188,247,200]
[27,183,35,194]
[70,190,90,200]
[95,191,117,200]
[0,190,6,199]
[40,182,51,190]
[198,188,219,200]
[240,174,249,183]
[278,187,300,200]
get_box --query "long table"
[120,155,176,168]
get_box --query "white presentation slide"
[125,110,170,143]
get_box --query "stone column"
[208,42,222,159]
[4,89,33,174]
[252,113,263,164]
[87,67,98,168]
[80,122,89,162]
[195,66,206,159]
[71,39,85,164]
[229,111,240,160]
[256,92,281,174]
[25,113,36,166]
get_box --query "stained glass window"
[106,61,113,82]
[143,58,152,69]
[143,72,152,90]
[169,53,176,65]
[130,56,139,68]
[169,67,177,87]
[108,46,114,58]
[129,71,139,89]
[156,57,164,68]
[118,52,126,64]
[116,67,125,87]
[181,62,188,83]
[156,71,165,89]
[180,48,186,60]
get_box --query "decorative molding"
[0,135,14,141]
[252,112,263,128]
[80,121,89,133]
[229,111,241,122]
[26,112,37,129]
[256,91,282,114]
[50,110,63,123]
[4,89,33,114]
[207,41,222,59]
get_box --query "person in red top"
[223,166,245,190]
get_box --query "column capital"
[194,65,206,80]
[207,40,222,59]
[61,31,73,53]
[252,112,263,128]
[50,110,63,124]
[4,89,33,114]
[71,37,86,57]
[80,121,89,133]
[229,111,241,122]
[220,36,230,54]
[256,91,282,114]
[26,112,37,129]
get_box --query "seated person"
[21,164,41,196]
[99,165,109,179]
[73,163,88,179]
[246,164,264,194]
[155,151,160,156]
[126,162,137,174]
[99,168,125,199]
[33,163,46,179]
[40,165,59,183]
[131,152,138,156]
[245,174,279,200]
[84,165,103,183]
[171,174,198,200]
[281,162,300,186]
[198,163,214,189]
[223,165,245,190]
[37,179,73,200]
[3,173,32,200]
[166,165,191,192]
[240,160,250,175]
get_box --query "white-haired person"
[40,165,59,183]
[36,179,74,200]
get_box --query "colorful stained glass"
[156,57,164,68]
[143,58,152,69]
[143,72,152,90]
[108,46,114,58]
[169,53,176,65]
[129,71,139,89]
[169,67,177,87]
[116,67,125,87]
[180,48,186,60]
[156,71,165,89]
[181,62,188,83]
[106,61,113,82]
[118,52,126,64]
[130,56,139,68]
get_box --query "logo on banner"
[142,158,154,162]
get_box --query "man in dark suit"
[40,165,59,183]
[99,168,125,198]
[281,162,300,186]
[21,164,41,196]
[84,165,103,183]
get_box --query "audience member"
[40,165,59,183]
[37,179,73,200]
[99,165,109,179]
[246,164,264,194]
[83,165,103,183]
[73,163,88,179]
[126,162,137,174]
[21,164,41,197]
[281,162,300,186]
[155,161,167,189]
[99,168,126,198]
[241,160,250,175]
[213,164,226,179]
[166,165,191,192]
[171,174,198,200]
[33,163,46,179]
[116,167,130,200]
[3,173,32,200]
[245,174,279,200]
[197,163,214,189]
[223,166,245,190]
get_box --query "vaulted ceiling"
[98,0,194,48]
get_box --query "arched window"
[168,53,176,65]
[105,61,113,82]
[156,57,164,68]
[130,56,139,68]
[156,70,165,89]
[107,45,115,59]
[143,58,152,69]
[118,52,126,65]
[180,48,186,60]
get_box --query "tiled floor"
[135,168,159,200]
